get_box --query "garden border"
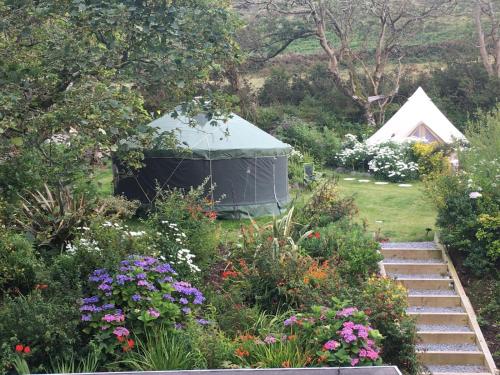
[40,367,403,375]
[434,234,498,375]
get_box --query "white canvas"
[366,87,467,145]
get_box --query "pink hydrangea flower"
[351,358,360,366]
[323,340,340,351]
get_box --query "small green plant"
[121,328,198,370]
[51,345,100,374]
[12,356,30,375]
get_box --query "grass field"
[336,175,437,242]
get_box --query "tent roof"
[146,112,291,160]
[366,87,467,145]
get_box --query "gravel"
[381,241,437,249]
[407,306,464,313]
[389,273,451,279]
[417,343,479,352]
[417,324,472,332]
[426,365,488,373]
[383,258,445,264]
[409,289,456,296]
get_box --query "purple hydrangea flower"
[179,297,188,305]
[196,318,209,325]
[155,263,175,274]
[102,303,115,310]
[136,273,147,280]
[163,294,175,302]
[284,315,298,326]
[132,294,142,302]
[181,307,191,314]
[82,296,99,304]
[81,314,92,321]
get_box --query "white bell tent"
[366,87,467,145]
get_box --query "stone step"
[425,364,490,374]
[409,312,470,325]
[381,248,443,260]
[396,278,453,290]
[380,241,437,250]
[417,324,472,333]
[417,350,485,365]
[418,331,477,345]
[384,262,448,275]
[408,294,462,308]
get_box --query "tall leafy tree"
[0,0,240,198]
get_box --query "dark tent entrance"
[114,155,289,218]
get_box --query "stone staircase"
[380,241,497,375]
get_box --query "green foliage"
[258,69,295,106]
[301,221,382,285]
[288,149,315,186]
[50,345,101,374]
[426,108,500,275]
[0,0,240,200]
[0,292,82,374]
[15,184,100,252]
[282,303,383,367]
[0,228,40,296]
[121,328,200,371]
[410,142,450,177]
[149,185,220,275]
[299,179,358,228]
[358,277,420,375]
[276,117,341,165]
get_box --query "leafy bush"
[288,148,315,186]
[283,303,383,367]
[80,255,206,355]
[0,292,82,374]
[410,142,450,177]
[336,136,422,182]
[15,184,101,253]
[258,69,294,106]
[300,179,358,228]
[426,107,500,275]
[0,229,40,296]
[358,276,420,375]
[149,186,220,274]
[275,117,341,165]
[301,221,382,285]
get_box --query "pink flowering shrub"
[80,255,206,354]
[283,303,383,367]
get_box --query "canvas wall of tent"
[367,87,467,145]
[113,112,292,219]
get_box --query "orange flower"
[235,347,249,357]
[122,338,135,352]
[281,360,291,368]
[222,270,238,279]
[35,284,48,290]
[239,333,255,342]
[287,335,297,341]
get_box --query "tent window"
[409,124,442,143]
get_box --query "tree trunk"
[363,105,377,127]
[474,3,495,76]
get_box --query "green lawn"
[336,175,437,242]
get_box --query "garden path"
[380,241,497,375]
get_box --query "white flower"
[469,192,482,199]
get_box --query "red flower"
[307,233,313,238]
[15,344,24,353]
[122,339,135,352]
[35,284,48,290]
[314,232,320,239]
[23,346,31,354]
[222,270,238,279]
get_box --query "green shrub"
[0,292,82,374]
[0,229,40,296]
[275,117,341,165]
[287,149,315,186]
[357,276,420,375]
[258,69,293,106]
[149,185,220,276]
[301,221,382,286]
[299,179,358,228]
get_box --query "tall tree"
[245,0,455,126]
[0,0,240,198]
[474,0,500,78]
